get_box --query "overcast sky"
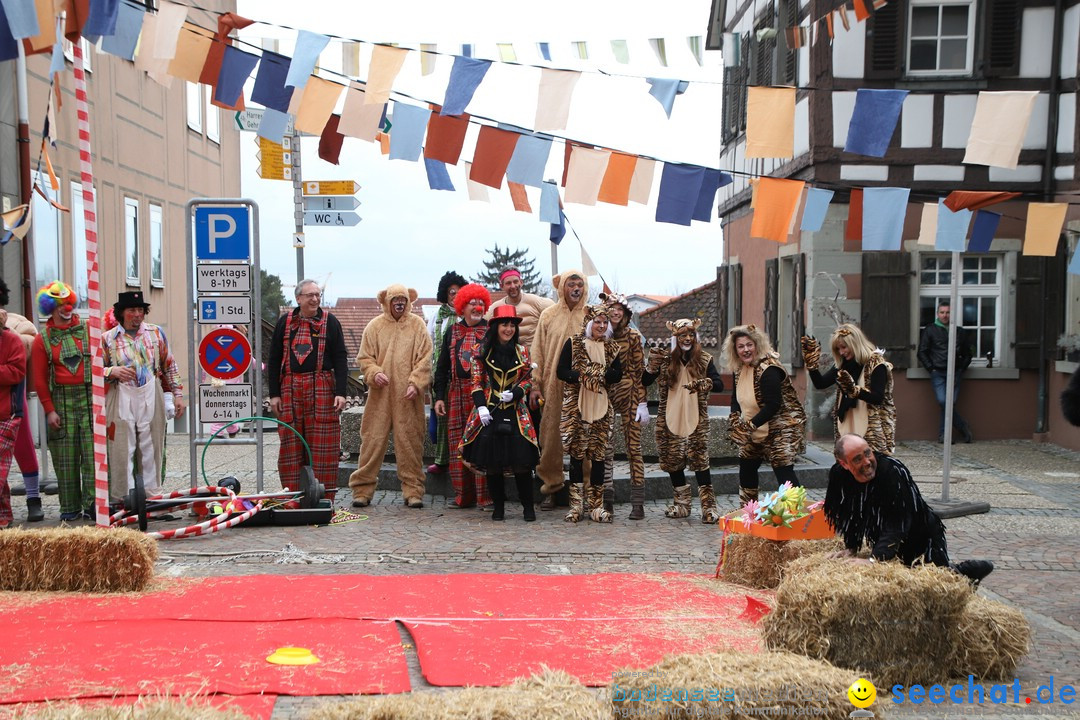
[236,0,724,301]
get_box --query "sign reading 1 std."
[198,296,252,324]
[197,263,251,292]
[199,384,253,424]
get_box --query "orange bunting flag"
[365,45,408,106]
[943,191,1021,213]
[750,178,805,243]
[838,6,852,31]
[295,77,344,135]
[746,87,795,158]
[824,13,835,40]
[469,126,520,189]
[852,0,871,22]
[1023,203,1067,256]
[597,152,638,206]
[845,189,864,248]
[168,22,213,83]
[509,182,532,213]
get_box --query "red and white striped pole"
[72,44,110,527]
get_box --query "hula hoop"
[200,416,313,487]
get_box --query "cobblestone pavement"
[10,435,1080,718]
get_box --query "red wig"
[453,283,492,316]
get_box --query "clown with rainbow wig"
[31,282,95,520]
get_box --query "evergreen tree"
[472,244,544,293]
[260,269,291,322]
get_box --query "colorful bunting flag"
[318,114,345,165]
[968,210,1002,252]
[943,191,1021,212]
[366,45,408,105]
[838,7,851,31]
[213,46,259,108]
[424,110,470,164]
[294,77,342,134]
[424,158,455,191]
[153,1,188,60]
[1,0,40,39]
[656,164,706,226]
[916,202,938,246]
[550,209,567,245]
[256,108,290,144]
[168,22,213,83]
[963,91,1038,169]
[339,84,384,141]
[628,158,656,204]
[611,39,629,64]
[419,44,436,75]
[800,188,834,231]
[723,33,741,66]
[749,178,805,242]
[861,187,910,251]
[852,0,871,22]
[286,30,330,89]
[535,69,580,132]
[0,9,18,62]
[537,42,551,61]
[1069,243,1080,276]
[597,152,638,206]
[250,50,292,112]
[388,103,431,161]
[469,126,519,189]
[845,189,864,247]
[441,56,491,116]
[648,38,667,66]
[100,2,144,61]
[508,182,532,213]
[497,43,516,62]
[464,162,490,202]
[936,201,972,251]
[84,0,120,40]
[505,135,552,189]
[580,241,599,275]
[845,89,908,157]
[565,147,612,206]
[692,169,730,223]
[1023,203,1067,256]
[746,87,795,158]
[25,0,55,53]
[539,180,561,223]
[646,78,689,118]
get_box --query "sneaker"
[426,464,447,475]
[60,511,82,521]
[954,559,994,586]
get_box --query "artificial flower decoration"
[742,485,819,528]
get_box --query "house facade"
[1,1,241,431]
[712,0,1080,446]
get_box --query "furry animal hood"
[552,269,589,311]
[377,284,419,321]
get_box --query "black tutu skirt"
[461,409,539,474]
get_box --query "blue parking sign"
[195,207,251,260]
[201,300,217,321]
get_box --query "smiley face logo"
[848,678,876,708]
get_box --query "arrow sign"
[303,180,360,196]
[199,328,252,380]
[304,211,362,227]
[235,109,294,134]
[303,196,361,212]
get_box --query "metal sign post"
[185,199,264,492]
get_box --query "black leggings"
[570,458,606,486]
[739,458,799,489]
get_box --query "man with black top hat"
[102,291,184,504]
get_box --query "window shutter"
[791,254,806,368]
[983,0,1023,77]
[765,259,779,348]
[778,0,799,85]
[861,253,912,369]
[706,0,727,51]
[733,263,744,326]
[718,265,730,340]
[864,0,905,80]
[1014,252,1064,369]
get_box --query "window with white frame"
[186,82,202,132]
[31,172,62,298]
[907,0,976,75]
[69,181,92,309]
[149,203,164,287]
[124,198,140,285]
[919,254,1001,366]
[62,37,93,71]
[204,85,220,143]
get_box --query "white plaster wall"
[1063,5,1079,79]
[833,91,857,148]
[1056,165,1076,181]
[795,97,810,157]
[942,95,977,148]
[1059,94,1076,154]
[831,24,865,79]
[901,94,934,148]
[840,165,888,181]
[1019,7,1055,78]
[988,165,1042,182]
[913,165,966,182]
[799,46,810,87]
[1022,93,1049,150]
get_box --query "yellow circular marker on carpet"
[266,647,320,665]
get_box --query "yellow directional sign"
[303,180,360,196]
[256,137,292,181]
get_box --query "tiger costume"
[643,318,725,523]
[598,292,649,520]
[724,324,806,507]
[557,304,622,523]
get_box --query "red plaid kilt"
[277,370,339,499]
[0,417,22,527]
[448,377,488,507]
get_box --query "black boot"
[488,473,505,521]
[26,497,44,523]
[516,472,535,521]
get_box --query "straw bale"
[0,696,247,719]
[721,536,845,590]
[307,668,609,720]
[609,649,876,720]
[947,595,1031,680]
[762,555,973,687]
[0,527,157,593]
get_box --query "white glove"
[477,406,492,426]
[163,392,176,420]
[498,390,514,403]
[635,401,650,426]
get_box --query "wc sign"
[194,207,251,261]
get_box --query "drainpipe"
[16,45,33,316]
[1036,0,1064,434]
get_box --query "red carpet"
[0,573,765,701]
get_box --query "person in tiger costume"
[643,318,724,523]
[723,324,806,507]
[557,303,622,523]
[802,324,896,454]
[598,291,649,520]
[530,270,589,509]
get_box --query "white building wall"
[988,165,1043,182]
[914,165,966,182]
[1063,4,1079,78]
[795,96,810,156]
[942,95,977,148]
[832,91,857,148]
[1019,7,1056,78]
[1059,94,1076,154]
[901,94,934,148]
[831,23,865,79]
[1022,93,1049,150]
